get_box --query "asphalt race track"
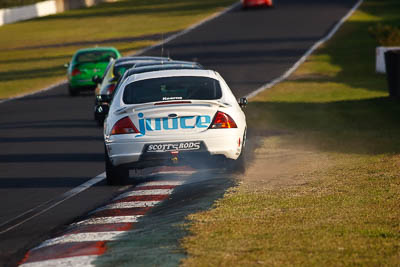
[0,0,356,266]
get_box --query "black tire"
[235,149,246,173]
[96,117,104,127]
[105,149,129,185]
[94,106,105,127]
[68,85,79,96]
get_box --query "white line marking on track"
[137,180,184,187]
[245,0,364,99]
[114,189,173,201]
[33,231,127,250]
[20,255,98,267]
[92,201,160,213]
[0,173,106,235]
[72,215,143,226]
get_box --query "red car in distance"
[241,0,273,8]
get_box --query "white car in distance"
[104,69,247,185]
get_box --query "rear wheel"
[96,117,105,127]
[105,149,129,185]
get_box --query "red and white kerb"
[19,170,189,267]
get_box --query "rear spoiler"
[114,100,230,115]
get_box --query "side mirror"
[97,94,112,104]
[238,97,248,108]
[96,103,110,116]
[92,75,102,84]
[95,103,110,124]
[64,63,69,68]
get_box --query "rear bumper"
[105,130,243,168]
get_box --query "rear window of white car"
[123,76,222,104]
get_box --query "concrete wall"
[0,0,116,26]
[56,0,109,12]
[376,46,400,73]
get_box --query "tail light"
[71,68,81,76]
[106,84,116,95]
[209,111,237,129]
[111,117,139,135]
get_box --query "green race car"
[65,47,121,96]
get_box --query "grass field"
[0,0,236,99]
[181,0,400,265]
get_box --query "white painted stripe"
[0,173,106,235]
[72,215,142,226]
[92,201,160,213]
[142,170,196,177]
[114,189,173,201]
[19,255,98,267]
[137,180,184,187]
[33,231,127,250]
[245,0,364,99]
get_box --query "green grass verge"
[182,151,400,266]
[181,0,400,265]
[0,0,236,99]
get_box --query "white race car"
[104,69,247,184]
